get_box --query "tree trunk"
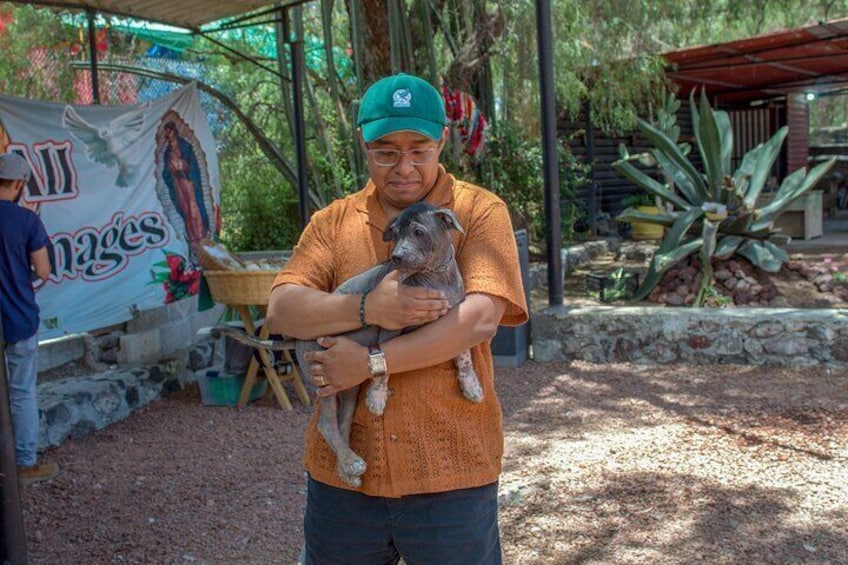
[347,0,392,84]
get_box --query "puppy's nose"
[392,242,413,262]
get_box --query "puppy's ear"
[383,218,397,241]
[434,209,464,234]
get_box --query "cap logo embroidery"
[392,88,412,108]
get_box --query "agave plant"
[614,91,835,306]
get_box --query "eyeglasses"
[366,147,439,167]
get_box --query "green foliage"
[558,146,590,240]
[0,6,80,102]
[199,26,358,249]
[822,257,848,285]
[482,122,545,240]
[0,6,150,102]
[468,122,587,245]
[809,93,848,130]
[587,268,637,302]
[218,145,301,252]
[702,284,733,308]
[303,88,357,208]
[614,91,836,306]
[620,192,655,208]
[493,0,848,136]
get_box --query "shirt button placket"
[383,408,402,496]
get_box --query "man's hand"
[365,270,449,330]
[304,336,371,397]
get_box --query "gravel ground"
[20,361,848,564]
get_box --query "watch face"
[368,350,387,375]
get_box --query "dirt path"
[20,362,848,564]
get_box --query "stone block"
[38,334,86,372]
[532,338,567,362]
[189,343,214,370]
[831,337,848,362]
[118,331,161,365]
[125,305,170,333]
[157,318,192,355]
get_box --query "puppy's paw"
[366,393,387,416]
[338,450,367,483]
[340,472,362,488]
[459,375,484,403]
[455,348,483,402]
[365,379,389,415]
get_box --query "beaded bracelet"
[359,290,370,328]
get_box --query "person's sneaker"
[17,462,59,486]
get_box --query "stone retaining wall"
[533,306,848,367]
[36,336,217,450]
[38,363,185,448]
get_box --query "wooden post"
[0,302,28,564]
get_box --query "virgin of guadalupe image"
[154,114,213,254]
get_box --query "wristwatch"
[367,345,387,378]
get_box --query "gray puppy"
[296,201,481,487]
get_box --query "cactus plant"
[614,91,835,306]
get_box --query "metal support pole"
[0,301,28,564]
[585,101,598,236]
[285,8,311,230]
[535,0,562,306]
[275,9,295,140]
[86,9,100,105]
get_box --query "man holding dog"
[268,73,527,564]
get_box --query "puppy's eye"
[413,227,425,237]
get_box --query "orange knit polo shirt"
[272,167,528,497]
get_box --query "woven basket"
[196,239,246,272]
[204,270,278,306]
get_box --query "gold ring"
[316,376,326,387]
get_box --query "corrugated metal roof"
[665,18,848,106]
[16,1,291,30]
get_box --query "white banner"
[0,83,220,339]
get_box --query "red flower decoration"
[153,252,201,305]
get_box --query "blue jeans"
[4,334,39,467]
[303,476,502,565]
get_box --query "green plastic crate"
[198,370,268,407]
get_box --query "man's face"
[363,129,447,210]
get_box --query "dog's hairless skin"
[295,202,482,487]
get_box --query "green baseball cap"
[357,73,446,143]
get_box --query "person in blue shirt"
[0,152,58,485]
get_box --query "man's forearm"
[31,247,51,282]
[266,284,363,339]
[380,293,505,375]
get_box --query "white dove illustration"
[62,103,149,188]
